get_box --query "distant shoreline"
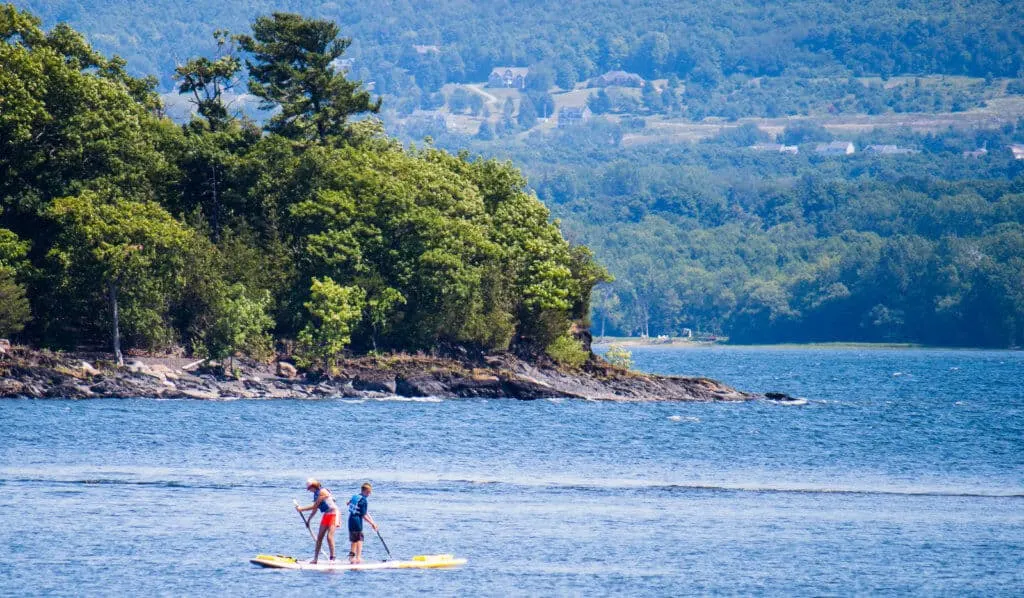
[591,339,1016,350]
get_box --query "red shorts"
[320,512,338,528]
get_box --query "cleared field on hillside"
[405,75,1024,145]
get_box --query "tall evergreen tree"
[237,13,381,144]
[174,30,241,131]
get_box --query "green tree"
[45,193,192,364]
[174,30,241,131]
[205,283,273,370]
[0,226,31,336]
[366,287,406,352]
[603,344,632,369]
[447,87,471,113]
[587,89,612,114]
[237,12,381,143]
[0,269,29,336]
[1,6,177,220]
[554,61,579,90]
[475,121,495,140]
[517,95,538,129]
[525,62,555,92]
[296,277,366,371]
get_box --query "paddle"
[374,527,393,562]
[293,499,327,560]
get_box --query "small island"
[0,9,754,403]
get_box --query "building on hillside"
[412,44,440,55]
[751,143,799,154]
[1010,144,1024,160]
[815,141,855,155]
[963,147,988,158]
[589,70,645,88]
[864,144,919,155]
[487,67,529,89]
[557,106,592,128]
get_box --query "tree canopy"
[237,12,381,144]
[0,7,604,365]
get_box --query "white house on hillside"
[864,144,919,155]
[815,141,855,155]
[487,67,529,89]
[751,143,799,154]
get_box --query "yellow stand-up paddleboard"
[250,553,467,571]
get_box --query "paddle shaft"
[375,527,393,561]
[293,499,327,560]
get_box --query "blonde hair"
[361,482,372,492]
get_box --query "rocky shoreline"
[0,344,777,402]
[0,344,770,403]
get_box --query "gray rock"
[181,389,220,400]
[352,374,396,394]
[0,378,25,397]
[79,361,101,378]
[396,374,448,397]
[276,362,298,378]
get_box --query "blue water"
[1,347,1022,596]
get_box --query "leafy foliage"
[545,333,589,368]
[204,283,274,366]
[44,193,193,361]
[504,123,1024,348]
[0,268,30,336]
[173,30,241,131]
[17,1,1024,97]
[237,12,381,144]
[603,344,632,369]
[0,8,602,367]
[296,277,365,371]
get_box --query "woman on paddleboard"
[295,478,340,563]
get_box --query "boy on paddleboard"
[295,478,340,563]
[347,482,378,563]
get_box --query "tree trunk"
[210,163,220,242]
[109,281,123,366]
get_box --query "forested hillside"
[17,0,1024,94]
[0,6,605,366]
[8,1,1024,348]
[521,134,1024,347]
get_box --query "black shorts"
[349,529,364,542]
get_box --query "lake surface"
[1,347,1022,596]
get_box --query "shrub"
[545,333,588,368]
[603,344,632,369]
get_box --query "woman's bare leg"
[313,526,327,563]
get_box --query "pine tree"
[237,13,381,144]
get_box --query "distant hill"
[16,0,1024,96]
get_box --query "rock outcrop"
[0,345,758,402]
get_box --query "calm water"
[1,347,1022,596]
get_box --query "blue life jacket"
[313,487,339,513]
[348,493,366,517]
